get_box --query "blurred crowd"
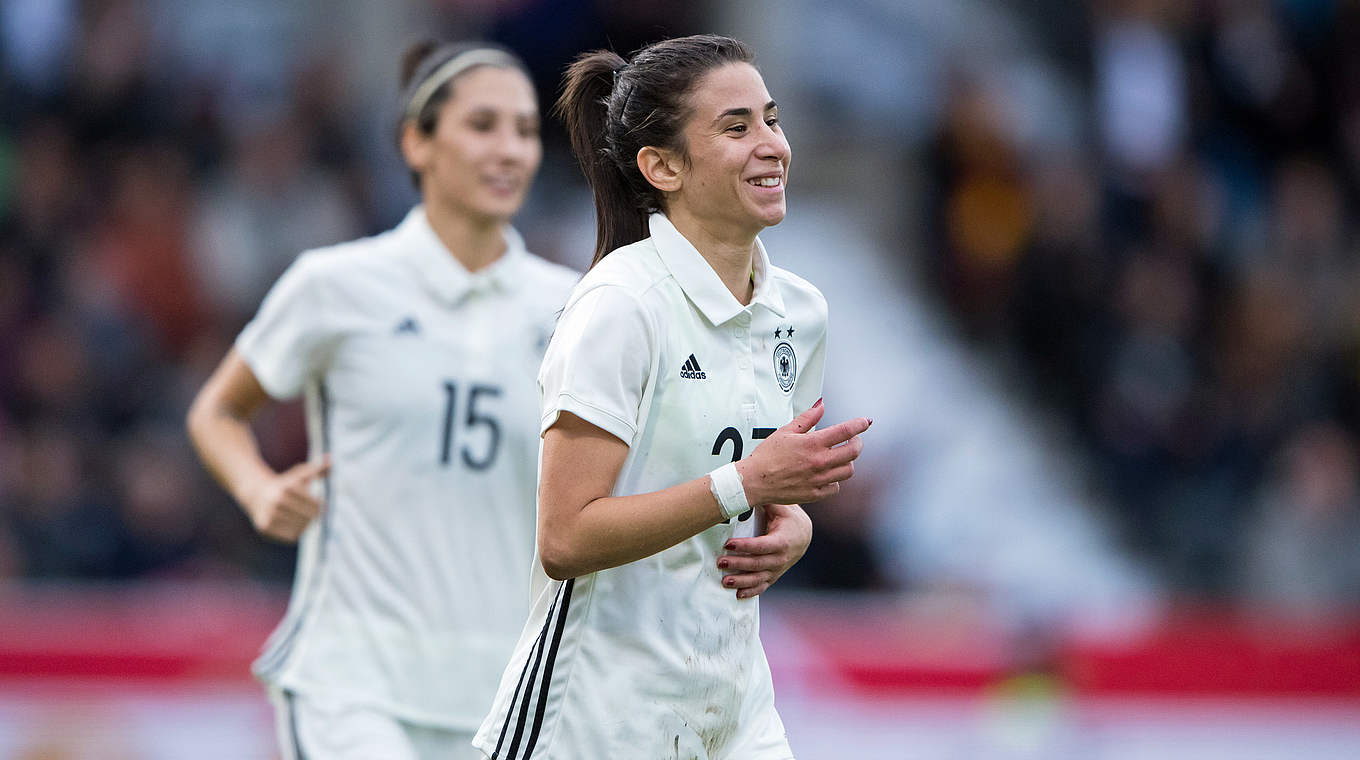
[0,0,696,584]
[921,0,1360,606]
[0,0,367,581]
[1,0,1358,614]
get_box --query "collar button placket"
[739,327,757,406]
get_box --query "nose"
[755,120,789,164]
[493,124,535,164]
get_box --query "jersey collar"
[399,205,528,304]
[648,212,786,325]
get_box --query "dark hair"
[395,39,531,188]
[555,34,753,265]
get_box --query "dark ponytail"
[555,35,753,266]
[554,52,646,267]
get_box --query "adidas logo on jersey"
[394,317,421,335]
[679,354,707,380]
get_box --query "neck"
[665,205,757,305]
[423,197,507,272]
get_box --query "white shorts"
[269,688,481,760]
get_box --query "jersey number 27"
[711,426,776,522]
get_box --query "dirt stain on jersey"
[692,612,756,757]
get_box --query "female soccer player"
[473,35,870,760]
[186,40,812,760]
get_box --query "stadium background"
[1,0,1358,757]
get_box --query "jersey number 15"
[440,381,502,470]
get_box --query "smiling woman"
[649,61,792,288]
[472,35,871,760]
[398,44,542,236]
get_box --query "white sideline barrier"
[3,682,1359,759]
[1,587,1358,758]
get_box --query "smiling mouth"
[747,177,782,188]
[484,176,523,192]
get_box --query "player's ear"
[400,121,432,174]
[637,145,683,194]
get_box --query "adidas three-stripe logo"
[679,354,707,380]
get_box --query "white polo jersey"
[236,206,579,730]
[473,213,826,760]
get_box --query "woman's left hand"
[716,503,812,599]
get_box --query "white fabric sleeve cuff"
[540,394,637,445]
[708,462,749,521]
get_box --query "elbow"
[541,562,574,582]
[185,394,208,444]
[538,536,576,581]
[185,387,225,449]
[538,530,587,581]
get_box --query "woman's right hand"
[735,400,870,506]
[240,457,331,542]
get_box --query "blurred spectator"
[9,316,96,424]
[1240,423,1360,614]
[925,75,1035,340]
[2,117,85,291]
[1094,0,1188,184]
[1008,153,1110,408]
[7,422,123,578]
[189,112,363,323]
[0,415,23,579]
[65,0,168,147]
[78,142,205,357]
[110,423,210,577]
[910,0,1360,602]
[0,0,77,99]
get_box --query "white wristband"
[708,462,749,521]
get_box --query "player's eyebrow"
[711,101,778,126]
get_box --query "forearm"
[536,403,868,580]
[538,475,726,579]
[186,398,274,510]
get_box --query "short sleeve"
[235,254,337,400]
[538,284,656,445]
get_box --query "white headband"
[403,48,519,121]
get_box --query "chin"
[476,198,523,221]
[756,206,787,228]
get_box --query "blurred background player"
[184,40,570,760]
[473,35,869,759]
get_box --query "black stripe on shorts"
[520,577,575,759]
[285,690,308,760]
[492,581,565,759]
